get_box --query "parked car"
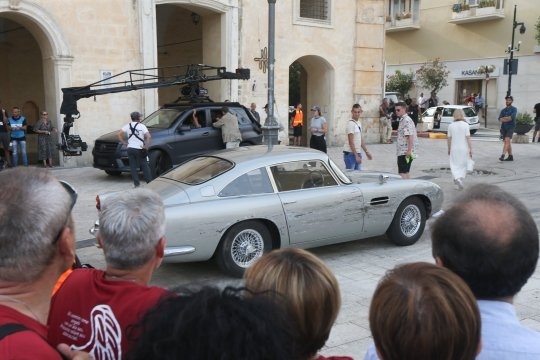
[90,146,443,277]
[422,105,480,134]
[92,101,263,178]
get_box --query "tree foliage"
[415,58,450,95]
[385,70,414,98]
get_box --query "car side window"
[219,168,273,197]
[443,108,453,117]
[230,108,250,125]
[270,160,337,191]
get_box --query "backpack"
[0,323,28,341]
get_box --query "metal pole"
[507,4,517,97]
[263,0,279,151]
[484,76,488,128]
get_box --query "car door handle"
[201,132,210,136]
[283,200,297,204]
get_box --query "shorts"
[501,126,514,139]
[397,155,412,174]
[293,125,302,137]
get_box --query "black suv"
[92,101,262,177]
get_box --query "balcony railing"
[449,0,505,24]
[386,12,420,32]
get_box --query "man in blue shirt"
[498,95,517,161]
[8,106,28,166]
[432,184,540,359]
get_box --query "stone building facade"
[0,0,386,167]
[385,0,539,128]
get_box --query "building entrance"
[456,80,482,105]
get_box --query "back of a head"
[244,248,341,358]
[126,286,295,360]
[99,188,165,269]
[0,167,72,282]
[453,108,465,120]
[431,183,538,299]
[369,262,480,360]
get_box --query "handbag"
[467,158,475,172]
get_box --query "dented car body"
[92,146,443,277]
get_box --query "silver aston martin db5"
[91,146,443,277]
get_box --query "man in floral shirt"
[395,102,418,179]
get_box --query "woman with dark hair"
[365,262,481,360]
[244,248,351,360]
[126,286,297,360]
[309,106,327,153]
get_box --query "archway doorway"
[155,3,225,104]
[288,55,334,147]
[0,17,45,165]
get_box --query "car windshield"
[163,156,234,185]
[329,159,351,184]
[142,108,183,129]
[462,107,477,117]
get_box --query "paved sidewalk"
[51,131,540,359]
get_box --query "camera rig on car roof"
[58,64,251,156]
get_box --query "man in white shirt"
[117,111,152,187]
[342,103,372,170]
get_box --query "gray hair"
[99,188,165,269]
[130,111,142,121]
[0,168,72,282]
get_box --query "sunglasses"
[54,181,78,242]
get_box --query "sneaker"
[504,155,514,161]
[499,155,505,161]
[457,178,464,190]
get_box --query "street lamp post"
[262,0,280,151]
[505,4,525,97]
[477,65,495,128]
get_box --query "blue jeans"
[11,139,27,166]
[343,151,362,170]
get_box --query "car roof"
[203,145,329,167]
[427,105,473,110]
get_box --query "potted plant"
[515,112,534,135]
[452,3,462,12]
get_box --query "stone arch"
[290,55,335,146]
[152,0,238,102]
[0,0,73,164]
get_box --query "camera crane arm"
[57,64,250,156]
[60,63,250,121]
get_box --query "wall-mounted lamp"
[191,12,201,26]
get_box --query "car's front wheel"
[386,197,426,246]
[148,150,172,179]
[105,170,121,176]
[215,220,272,278]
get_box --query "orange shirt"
[292,109,303,126]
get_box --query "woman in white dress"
[447,108,472,190]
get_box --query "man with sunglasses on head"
[395,102,418,179]
[48,188,169,360]
[0,167,89,359]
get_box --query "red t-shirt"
[0,305,62,359]
[47,268,168,360]
[316,356,354,360]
